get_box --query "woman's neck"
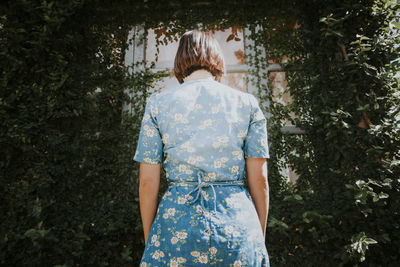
[183,69,214,82]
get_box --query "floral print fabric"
[134,78,270,266]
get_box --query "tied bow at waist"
[168,172,245,214]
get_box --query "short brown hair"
[174,30,225,84]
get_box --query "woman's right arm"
[139,162,161,244]
[246,157,269,239]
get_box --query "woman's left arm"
[246,158,269,239]
[139,162,161,244]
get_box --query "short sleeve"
[244,94,270,159]
[133,93,163,164]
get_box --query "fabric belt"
[168,172,245,214]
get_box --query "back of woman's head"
[174,30,225,84]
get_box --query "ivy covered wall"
[1,0,399,266]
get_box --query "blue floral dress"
[133,78,270,266]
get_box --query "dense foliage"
[1,0,398,266]
[251,1,400,265]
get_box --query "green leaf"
[345,184,354,189]
[378,192,389,199]
[294,194,303,201]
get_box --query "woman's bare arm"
[138,162,161,244]
[246,158,269,238]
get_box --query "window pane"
[269,71,295,126]
[221,72,247,92]
[213,28,245,65]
